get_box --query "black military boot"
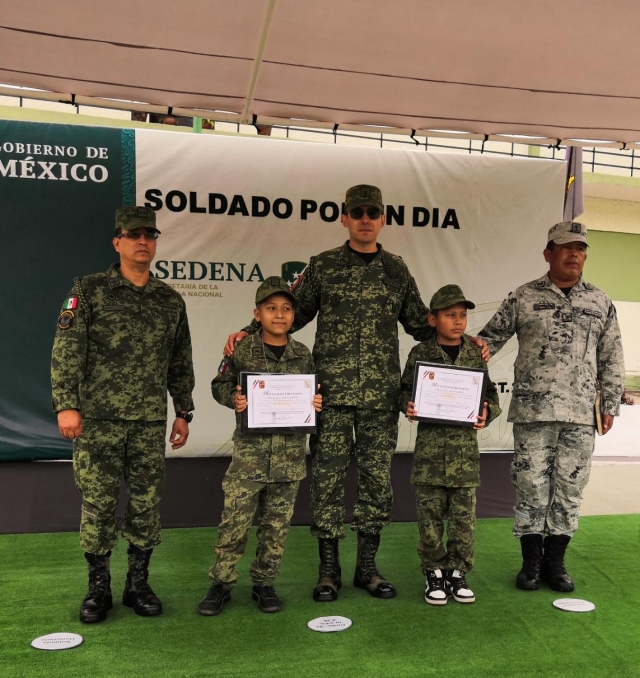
[516,534,543,590]
[312,538,342,602]
[122,544,163,616]
[542,535,575,592]
[80,551,113,624]
[353,532,396,599]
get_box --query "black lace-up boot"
[312,538,342,602]
[80,551,112,624]
[122,544,163,616]
[353,532,396,599]
[542,535,575,592]
[516,534,543,590]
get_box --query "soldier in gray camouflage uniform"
[479,221,624,592]
[51,206,195,623]
[399,285,501,605]
[226,186,489,602]
[198,277,321,616]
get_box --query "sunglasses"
[348,207,382,220]
[117,229,159,241]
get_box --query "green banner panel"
[0,120,128,460]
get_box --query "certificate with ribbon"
[411,361,488,427]
[241,372,317,434]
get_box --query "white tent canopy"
[3,0,640,148]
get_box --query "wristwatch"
[175,411,193,423]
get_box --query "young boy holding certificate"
[399,285,501,605]
[198,276,322,616]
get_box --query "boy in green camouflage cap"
[198,276,322,616]
[399,284,501,605]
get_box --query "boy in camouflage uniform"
[51,206,195,624]
[198,277,322,616]
[400,285,501,605]
[480,222,624,592]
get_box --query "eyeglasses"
[348,207,382,220]
[117,230,159,241]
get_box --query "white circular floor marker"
[31,632,84,651]
[552,598,596,613]
[307,616,353,633]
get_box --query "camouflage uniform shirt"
[399,336,501,487]
[246,243,432,410]
[479,274,624,424]
[51,263,195,420]
[212,332,315,482]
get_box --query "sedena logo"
[281,262,307,289]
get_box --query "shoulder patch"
[62,297,78,310]
[218,358,230,375]
[57,309,75,330]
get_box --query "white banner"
[135,130,565,456]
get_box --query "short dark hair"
[546,241,556,251]
[115,227,123,237]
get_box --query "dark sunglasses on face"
[348,207,382,220]
[117,229,159,241]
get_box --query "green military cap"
[344,184,384,212]
[429,284,476,312]
[255,276,296,306]
[115,205,161,233]
[547,221,588,247]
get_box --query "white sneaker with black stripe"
[424,569,448,606]
[446,569,475,604]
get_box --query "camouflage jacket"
[51,263,195,420]
[212,332,314,482]
[399,336,501,487]
[244,243,432,410]
[479,274,624,424]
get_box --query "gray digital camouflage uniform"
[210,331,314,587]
[480,273,624,536]
[51,263,195,554]
[399,336,501,571]
[245,243,432,539]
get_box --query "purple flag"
[564,146,584,221]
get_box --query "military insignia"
[562,313,573,322]
[57,310,75,330]
[282,261,307,291]
[571,222,583,234]
[259,380,265,389]
[63,297,78,310]
[533,303,556,310]
[217,358,229,375]
[583,309,602,318]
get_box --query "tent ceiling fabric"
[2,0,640,145]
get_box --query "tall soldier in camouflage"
[198,277,321,616]
[399,285,501,605]
[51,206,195,624]
[479,221,624,592]
[225,185,489,602]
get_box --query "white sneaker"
[424,569,448,606]
[446,569,475,604]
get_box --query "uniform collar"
[338,241,384,268]
[537,272,588,296]
[423,335,472,364]
[253,331,302,361]
[107,262,160,294]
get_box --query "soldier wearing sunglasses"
[225,185,489,602]
[51,206,195,624]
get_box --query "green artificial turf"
[1,516,639,678]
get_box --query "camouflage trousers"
[73,418,166,555]
[309,406,399,540]
[512,422,596,537]
[415,485,476,572]
[209,477,300,588]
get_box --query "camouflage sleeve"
[290,257,321,333]
[211,354,239,410]
[168,303,196,413]
[398,345,420,415]
[51,281,89,412]
[484,374,502,426]
[478,293,518,355]
[398,273,434,342]
[597,302,625,416]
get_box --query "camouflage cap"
[115,205,161,233]
[429,284,475,312]
[547,221,588,246]
[344,184,384,212]
[255,276,296,306]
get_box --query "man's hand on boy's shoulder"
[225,331,249,357]
[469,336,490,362]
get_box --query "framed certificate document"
[411,361,488,427]
[240,372,317,434]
